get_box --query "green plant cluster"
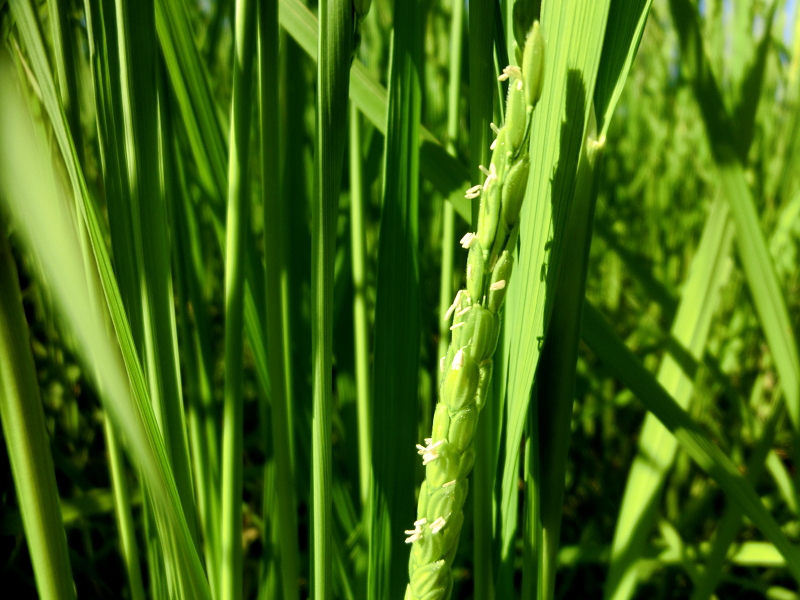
[1,1,800,600]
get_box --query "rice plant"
[1,0,800,599]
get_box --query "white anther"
[422,452,439,465]
[452,349,465,370]
[405,532,422,544]
[490,122,501,135]
[479,164,492,177]
[498,65,522,82]
[490,280,506,291]
[442,479,457,488]
[465,184,482,199]
[456,305,471,317]
[516,79,524,91]
[490,138,498,150]
[430,516,447,534]
[418,439,444,463]
[405,516,426,543]
[449,321,465,331]
[439,356,446,372]
[460,232,476,248]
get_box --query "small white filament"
[444,290,464,320]
[482,163,498,191]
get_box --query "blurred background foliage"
[1,0,800,598]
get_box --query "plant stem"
[220,0,257,597]
[104,419,146,600]
[438,0,464,367]
[349,103,372,510]
[0,228,75,600]
[259,1,300,597]
[468,1,496,598]
[312,1,352,597]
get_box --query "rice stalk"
[349,103,372,510]
[116,0,199,547]
[258,1,300,596]
[47,0,83,165]
[312,0,352,597]
[103,418,146,600]
[437,0,465,430]
[278,0,472,222]
[219,0,257,597]
[0,220,75,600]
[467,2,498,598]
[367,0,422,596]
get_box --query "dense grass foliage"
[1,0,800,599]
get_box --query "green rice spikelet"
[405,21,545,600]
